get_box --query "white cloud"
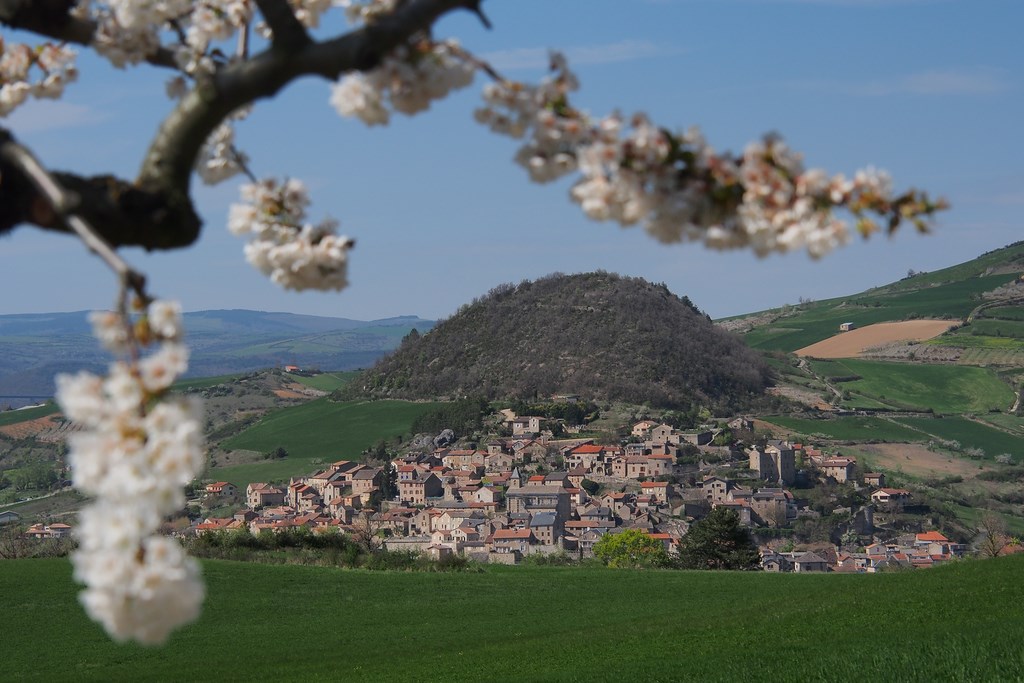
[5,100,110,134]
[481,40,683,72]
[788,67,1013,96]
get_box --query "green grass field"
[215,398,442,486]
[0,402,59,426]
[895,416,1024,460]
[807,359,1014,413]
[979,305,1024,322]
[290,371,357,392]
[2,557,1022,681]
[761,416,926,442]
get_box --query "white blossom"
[196,122,249,184]
[58,302,206,645]
[0,40,77,116]
[229,178,354,291]
[147,300,184,340]
[331,40,476,125]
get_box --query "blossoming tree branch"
[0,0,945,644]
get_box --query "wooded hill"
[338,272,770,411]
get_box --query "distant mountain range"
[0,309,434,400]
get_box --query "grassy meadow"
[214,398,442,486]
[290,371,357,392]
[762,415,926,442]
[0,402,59,426]
[894,416,1024,460]
[808,359,1014,413]
[2,556,1022,681]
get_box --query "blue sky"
[1,0,1021,321]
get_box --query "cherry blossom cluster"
[196,113,253,184]
[0,39,78,116]
[229,178,354,290]
[330,39,476,126]
[338,0,398,27]
[475,53,946,259]
[69,0,247,74]
[56,300,205,645]
[77,0,340,74]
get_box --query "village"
[165,411,984,573]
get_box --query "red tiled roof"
[494,529,532,539]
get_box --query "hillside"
[0,310,434,404]
[4,557,1023,680]
[728,241,1024,364]
[340,272,770,411]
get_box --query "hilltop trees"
[0,0,944,645]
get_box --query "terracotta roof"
[916,531,950,543]
[494,529,532,539]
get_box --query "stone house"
[863,472,886,488]
[871,488,912,512]
[702,476,731,504]
[351,468,383,498]
[492,528,534,555]
[506,486,571,523]
[511,416,542,436]
[819,457,855,483]
[640,481,673,504]
[247,483,286,509]
[398,472,443,506]
[632,420,658,437]
[530,511,559,545]
[748,441,795,485]
[205,481,238,497]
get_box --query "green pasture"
[929,335,1024,352]
[744,274,1014,352]
[215,398,441,486]
[290,371,357,392]
[975,413,1024,435]
[950,505,1024,536]
[957,318,1024,340]
[807,359,1013,413]
[761,416,925,442]
[2,557,1023,681]
[895,417,1024,461]
[978,305,1024,322]
[0,402,59,427]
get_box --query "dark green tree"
[676,507,760,570]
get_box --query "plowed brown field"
[795,319,959,358]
